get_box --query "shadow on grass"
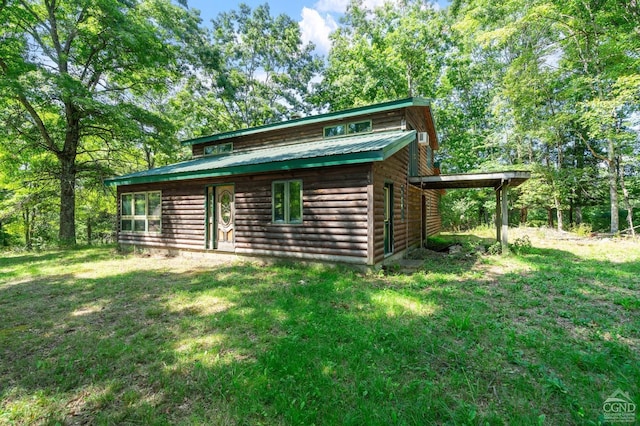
[0,244,638,425]
[0,245,118,278]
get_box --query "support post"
[501,181,509,253]
[495,188,501,243]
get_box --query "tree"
[317,0,446,111]
[174,3,323,138]
[449,0,639,232]
[539,0,640,232]
[0,0,203,245]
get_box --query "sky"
[185,0,450,55]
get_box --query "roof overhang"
[409,171,531,190]
[105,130,416,186]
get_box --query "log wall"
[371,146,410,264]
[192,110,405,157]
[425,189,441,237]
[117,181,206,250]
[233,165,370,263]
[117,164,372,264]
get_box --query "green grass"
[1,230,639,425]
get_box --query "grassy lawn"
[1,229,638,425]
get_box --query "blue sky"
[186,0,450,54]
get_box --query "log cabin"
[104,97,442,266]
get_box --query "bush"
[487,242,502,255]
[511,235,532,254]
[569,223,592,237]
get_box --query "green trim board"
[105,130,417,186]
[181,97,430,146]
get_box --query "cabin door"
[206,185,235,251]
[383,183,393,255]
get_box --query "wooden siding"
[406,106,437,176]
[192,110,405,157]
[425,189,441,237]
[117,104,442,265]
[117,181,206,250]
[370,148,441,264]
[117,165,372,263]
[371,146,410,264]
[234,165,370,263]
[407,185,422,247]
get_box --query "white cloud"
[314,0,350,13]
[299,7,338,54]
[314,0,392,13]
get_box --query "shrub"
[511,235,532,254]
[569,223,592,237]
[487,242,502,255]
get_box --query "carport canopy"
[409,171,531,252]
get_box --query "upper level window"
[121,191,161,233]
[323,119,372,139]
[272,180,302,224]
[348,120,372,134]
[204,142,233,156]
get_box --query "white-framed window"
[272,180,303,224]
[204,142,233,156]
[120,191,162,233]
[323,119,372,139]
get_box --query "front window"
[272,180,303,224]
[121,191,162,233]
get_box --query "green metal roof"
[105,130,417,186]
[181,97,431,146]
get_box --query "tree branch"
[577,131,608,163]
[0,58,59,154]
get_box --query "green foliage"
[316,0,445,109]
[174,3,323,138]
[0,0,636,247]
[487,241,502,255]
[569,223,593,237]
[511,235,532,254]
[0,0,204,245]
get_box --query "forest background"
[0,0,638,248]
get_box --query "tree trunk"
[520,207,528,224]
[23,208,31,250]
[618,160,635,236]
[554,196,564,231]
[575,206,583,225]
[547,209,554,228]
[58,156,77,246]
[608,139,619,233]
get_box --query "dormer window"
[348,120,372,134]
[204,142,233,156]
[323,120,372,139]
[324,124,346,138]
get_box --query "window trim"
[120,191,162,234]
[272,180,303,225]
